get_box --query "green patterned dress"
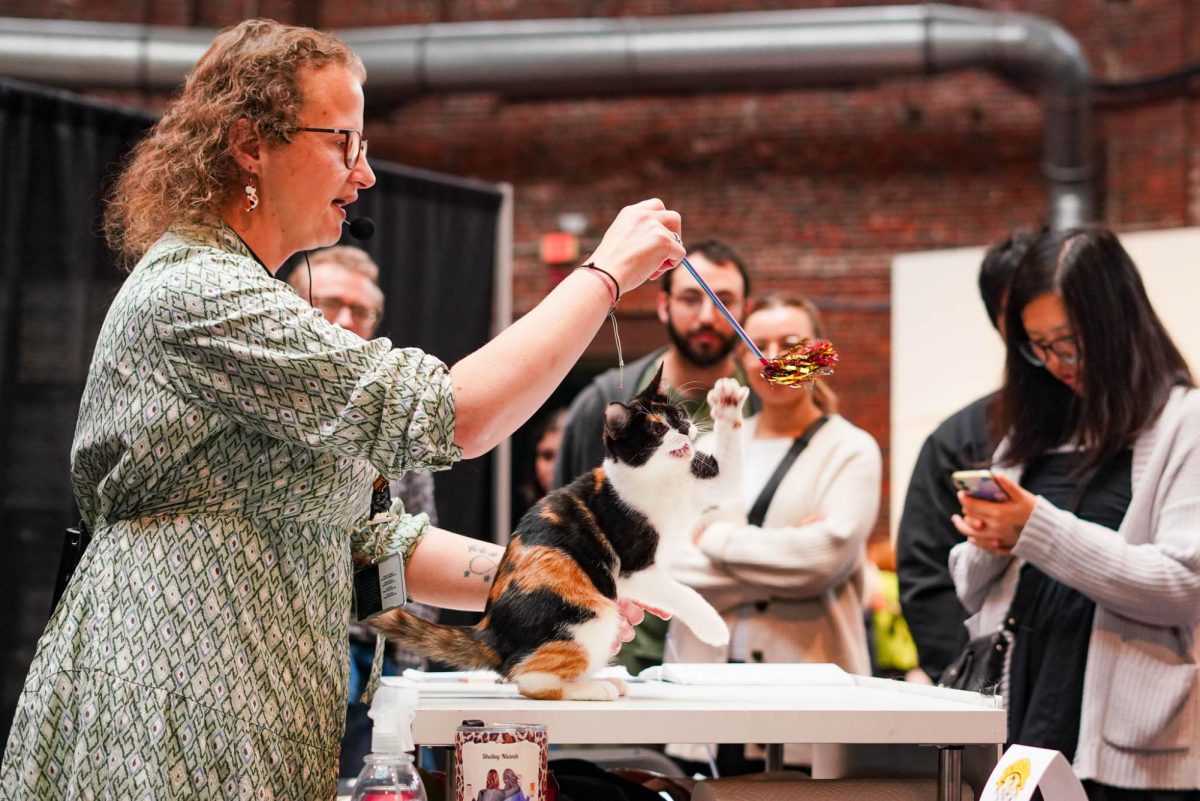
[1,222,460,799]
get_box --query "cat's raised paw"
[707,378,749,426]
[689,618,731,648]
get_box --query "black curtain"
[332,165,502,550]
[0,77,502,744]
[282,162,504,550]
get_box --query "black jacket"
[896,392,996,682]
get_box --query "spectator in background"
[553,239,758,675]
[286,244,384,337]
[896,230,1036,683]
[950,227,1199,796]
[287,245,442,778]
[668,293,881,773]
[514,407,569,523]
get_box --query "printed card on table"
[979,745,1086,801]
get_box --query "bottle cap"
[368,677,420,754]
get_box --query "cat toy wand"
[680,256,766,362]
[679,256,838,388]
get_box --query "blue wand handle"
[679,257,766,362]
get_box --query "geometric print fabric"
[1,221,460,799]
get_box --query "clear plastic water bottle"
[350,678,427,800]
[348,751,426,801]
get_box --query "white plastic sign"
[979,745,1087,801]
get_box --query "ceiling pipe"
[0,5,1093,227]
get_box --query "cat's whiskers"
[669,381,706,400]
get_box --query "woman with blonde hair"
[1,18,683,799]
[668,292,881,773]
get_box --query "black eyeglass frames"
[294,127,367,170]
[1018,334,1081,368]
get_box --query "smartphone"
[951,469,1010,502]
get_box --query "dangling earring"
[244,180,259,213]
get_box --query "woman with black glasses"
[1,19,682,800]
[949,227,1199,800]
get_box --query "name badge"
[353,552,407,622]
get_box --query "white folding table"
[394,674,1006,801]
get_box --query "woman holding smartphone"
[949,228,1200,799]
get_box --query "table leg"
[765,744,784,773]
[937,745,963,801]
[444,747,456,799]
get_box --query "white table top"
[400,675,1006,748]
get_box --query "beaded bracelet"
[577,262,625,388]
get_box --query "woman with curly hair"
[1,19,682,799]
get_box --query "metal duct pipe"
[0,5,1093,227]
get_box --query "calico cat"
[373,367,748,701]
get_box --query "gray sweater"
[949,386,1200,789]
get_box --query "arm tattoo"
[464,542,504,584]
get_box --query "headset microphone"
[345,217,376,242]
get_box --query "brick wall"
[8,0,1198,550]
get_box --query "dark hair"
[516,407,569,513]
[661,238,751,297]
[978,229,1039,328]
[996,227,1192,474]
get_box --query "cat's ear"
[637,363,667,403]
[604,402,631,438]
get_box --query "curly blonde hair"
[103,19,364,266]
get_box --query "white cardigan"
[665,414,881,764]
[949,386,1200,790]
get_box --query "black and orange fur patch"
[373,364,718,696]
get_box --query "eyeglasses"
[670,291,741,312]
[312,296,380,327]
[294,127,367,169]
[1018,334,1080,367]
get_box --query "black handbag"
[938,562,1037,696]
[938,626,1014,695]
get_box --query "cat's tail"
[370,608,501,672]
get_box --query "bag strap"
[747,415,829,527]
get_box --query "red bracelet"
[588,263,621,304]
[578,263,618,309]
